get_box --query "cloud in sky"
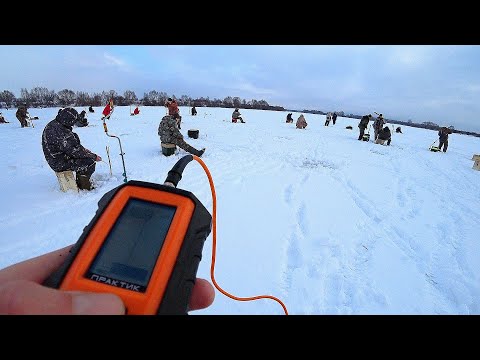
[1,45,479,132]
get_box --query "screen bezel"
[58,185,195,314]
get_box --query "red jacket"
[167,101,179,116]
[133,107,140,115]
[102,103,113,117]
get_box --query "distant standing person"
[286,113,293,123]
[232,108,245,123]
[438,126,452,152]
[296,114,308,129]
[325,112,332,126]
[158,114,205,157]
[373,113,386,141]
[191,106,197,116]
[16,103,29,128]
[332,112,337,125]
[358,114,371,140]
[42,108,102,190]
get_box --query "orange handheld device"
[43,168,212,314]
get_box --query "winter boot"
[76,174,94,191]
[184,144,206,157]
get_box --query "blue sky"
[1,45,479,132]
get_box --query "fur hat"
[56,107,79,127]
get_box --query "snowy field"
[0,105,479,315]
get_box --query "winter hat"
[56,107,79,127]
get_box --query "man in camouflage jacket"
[296,114,308,129]
[158,114,205,157]
[16,104,29,128]
[373,114,386,141]
[42,108,101,190]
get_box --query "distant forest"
[1,87,478,137]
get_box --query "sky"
[1,45,480,133]
[1,106,479,315]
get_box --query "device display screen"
[86,198,176,292]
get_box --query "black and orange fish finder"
[43,164,212,314]
[44,155,289,315]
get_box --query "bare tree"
[0,90,16,108]
[76,91,91,107]
[158,91,168,105]
[232,97,241,109]
[19,88,34,106]
[223,96,233,108]
[142,90,160,106]
[44,89,56,107]
[91,93,102,106]
[179,95,191,106]
[29,87,52,107]
[100,90,118,105]
[57,89,76,106]
[257,99,270,109]
[123,90,138,105]
[247,99,259,109]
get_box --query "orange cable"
[192,155,288,315]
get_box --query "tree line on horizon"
[1,87,478,137]
[0,87,285,112]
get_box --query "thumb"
[0,280,125,315]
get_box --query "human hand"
[96,155,102,162]
[0,246,215,315]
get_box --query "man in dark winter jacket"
[438,127,452,152]
[332,112,338,125]
[358,114,371,140]
[286,113,293,123]
[375,126,391,145]
[16,104,29,128]
[42,107,102,190]
[158,113,205,157]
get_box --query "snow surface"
[1,106,479,315]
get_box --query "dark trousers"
[56,158,96,178]
[358,127,366,140]
[439,139,448,152]
[16,115,28,127]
